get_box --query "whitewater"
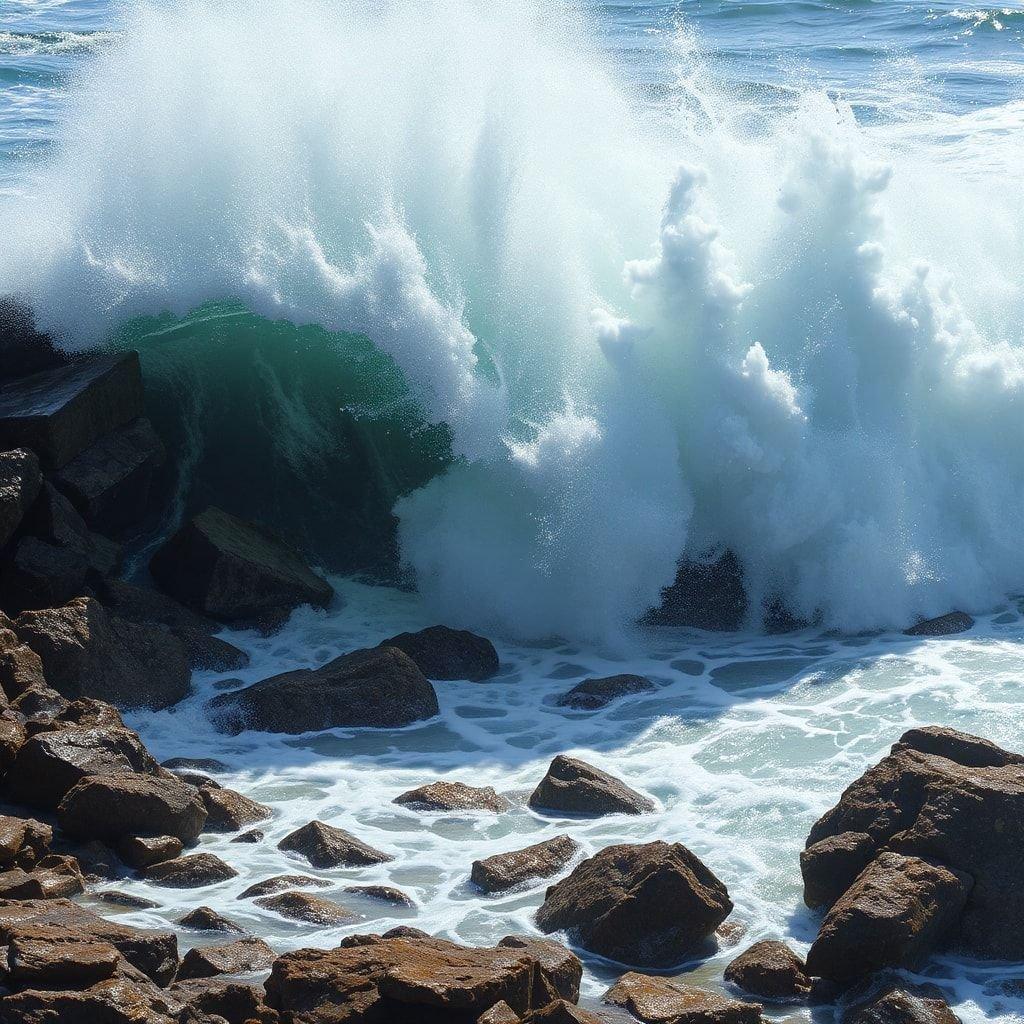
[2,0,1024,1019]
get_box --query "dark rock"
[0,620,46,699]
[149,506,333,625]
[144,853,239,888]
[0,710,27,772]
[603,972,763,1024]
[843,981,961,1024]
[0,977,178,1024]
[0,535,89,612]
[14,596,190,709]
[524,1001,604,1024]
[162,757,230,773]
[556,674,655,711]
[176,769,220,788]
[536,841,733,969]
[0,815,52,870]
[894,724,1024,768]
[209,645,438,735]
[904,612,974,637]
[7,924,122,988]
[58,774,208,844]
[97,890,161,910]
[378,625,499,681]
[238,875,330,899]
[801,832,875,910]
[169,978,276,1024]
[497,936,582,1004]
[0,298,69,379]
[177,936,276,980]
[0,448,41,549]
[254,890,358,925]
[805,852,972,984]
[0,897,179,984]
[480,1002,522,1024]
[231,829,263,844]
[278,819,392,868]
[199,786,272,833]
[177,907,246,934]
[472,835,579,894]
[724,940,811,999]
[647,550,748,631]
[117,834,184,869]
[344,885,416,907]
[52,417,166,533]
[9,684,67,722]
[0,351,145,470]
[394,781,510,813]
[22,480,122,575]
[528,755,654,816]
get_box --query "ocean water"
[2,0,1024,1020]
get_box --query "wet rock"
[604,972,763,1024]
[254,890,358,925]
[9,684,67,723]
[169,978,277,1024]
[344,885,415,907]
[394,780,510,813]
[58,774,208,844]
[843,981,961,1024]
[378,625,500,681]
[178,907,246,934]
[806,852,971,984]
[162,756,230,773]
[528,755,654,816]
[724,940,811,999]
[178,936,277,980]
[231,828,263,844]
[0,448,41,550]
[801,832,875,910]
[238,875,330,899]
[144,853,239,888]
[209,645,438,735]
[150,506,334,625]
[0,898,179,984]
[472,835,579,894]
[7,924,121,988]
[0,299,68,380]
[14,596,190,709]
[199,785,272,833]
[0,860,85,899]
[278,819,392,868]
[0,351,145,470]
[536,841,733,969]
[555,673,656,710]
[894,724,1024,768]
[647,550,748,631]
[0,815,52,870]
[117,834,184,869]
[1,535,89,612]
[97,890,161,910]
[0,977,178,1024]
[0,621,46,699]
[903,612,974,637]
[497,936,582,1004]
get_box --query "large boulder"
[57,774,208,844]
[254,890,357,925]
[394,781,509,813]
[0,351,144,470]
[378,625,499,681]
[144,853,239,888]
[724,940,811,999]
[646,550,748,631]
[472,835,580,894]
[0,978,178,1024]
[556,673,655,711]
[209,645,438,734]
[277,819,392,868]
[805,852,971,984]
[805,725,1024,959]
[528,755,654,816]
[535,841,733,969]
[801,832,875,910]
[603,973,763,1024]
[843,981,962,1024]
[199,785,271,832]
[177,936,276,980]
[169,978,276,1024]
[0,449,41,550]
[0,535,89,613]
[6,925,122,989]
[149,506,334,625]
[496,936,582,1005]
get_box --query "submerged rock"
[724,940,811,1000]
[603,972,763,1024]
[903,612,974,637]
[0,448,41,550]
[199,785,272,832]
[177,907,246,934]
[528,754,654,816]
[254,890,358,925]
[378,624,500,681]
[394,780,510,813]
[149,505,334,625]
[471,835,579,894]
[278,819,392,868]
[144,852,239,888]
[536,841,733,969]
[344,885,415,907]
[555,673,655,710]
[209,644,439,734]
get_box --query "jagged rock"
[7,924,121,988]
[0,351,145,469]
[604,972,763,1024]
[254,890,357,925]
[344,885,415,907]
[805,852,971,984]
[209,645,438,735]
[14,597,190,709]
[117,835,183,869]
[0,710,26,772]
[150,506,334,625]
[801,832,875,910]
[278,819,392,868]
[144,853,239,888]
[536,841,733,969]
[647,550,748,631]
[231,828,263,844]
[9,684,67,722]
[0,815,52,870]
[0,860,84,899]
[169,978,277,1024]
[904,612,974,637]
[6,723,162,809]
[238,875,330,899]
[178,907,246,934]
[497,936,582,1004]
[97,890,160,910]
[724,940,811,999]
[39,694,123,730]
[472,835,579,894]
[524,1002,604,1024]
[378,625,500,681]
[162,756,229,773]
[199,786,271,833]
[556,674,656,710]
[843,981,962,1024]
[0,299,68,380]
[805,725,1024,959]
[528,755,654,816]
[480,1002,521,1024]
[58,774,208,844]
[22,481,122,575]
[0,621,45,699]
[0,535,89,612]
[0,898,179,984]
[394,781,510,812]
[0,977,178,1024]
[177,936,276,980]
[0,448,41,549]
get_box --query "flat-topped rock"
[0,861,84,900]
[150,506,334,625]
[604,972,763,1024]
[724,940,811,999]
[0,978,177,1024]
[254,890,358,925]
[144,853,239,889]
[7,925,122,989]
[0,815,52,870]
[556,673,655,710]
[472,835,579,894]
[903,612,974,637]
[394,780,510,813]
[278,819,392,868]
[528,755,654,816]
[210,644,438,734]
[378,625,500,681]
[116,834,183,870]
[177,935,276,980]
[0,448,41,549]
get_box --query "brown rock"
[528,755,654,816]
[0,710,26,773]
[844,981,962,1024]
[378,625,500,681]
[724,940,811,999]
[144,853,239,889]
[97,890,161,910]
[524,1002,605,1024]
[556,674,656,710]
[394,780,510,812]
[200,786,272,833]
[0,448,41,549]
[604,972,763,1024]
[117,834,184,869]
[254,890,358,925]
[0,862,84,899]
[7,924,121,988]
[536,841,732,969]
[178,907,246,934]
[497,936,582,1004]
[278,819,392,868]
[480,1002,522,1024]
[0,977,179,1024]
[0,815,52,870]
[344,885,415,907]
[178,936,277,980]
[0,535,89,613]
[472,835,579,894]
[169,977,277,1024]
[801,832,875,910]
[231,828,263,844]
[238,875,330,899]
[0,622,45,699]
